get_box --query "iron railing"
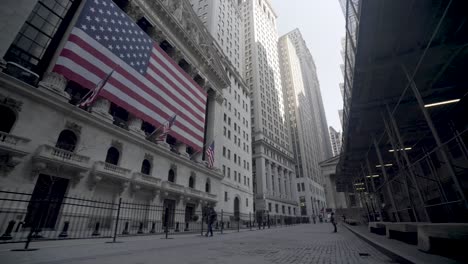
[0,190,309,249]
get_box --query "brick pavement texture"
[0,223,397,264]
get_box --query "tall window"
[168,169,175,182]
[105,147,120,165]
[205,179,211,193]
[55,129,77,152]
[0,106,17,133]
[3,0,80,76]
[188,175,195,188]
[141,159,151,175]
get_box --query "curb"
[343,224,416,264]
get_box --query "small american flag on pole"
[156,115,177,142]
[78,69,114,107]
[205,141,215,168]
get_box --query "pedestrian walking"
[205,206,217,237]
[331,212,337,233]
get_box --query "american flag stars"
[80,0,152,74]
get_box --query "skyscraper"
[329,126,342,157]
[241,0,298,217]
[285,30,332,161]
[279,30,329,218]
[190,0,253,216]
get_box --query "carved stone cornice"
[134,0,230,92]
[124,0,144,21]
[0,93,23,112]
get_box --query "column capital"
[91,98,113,122]
[38,72,70,101]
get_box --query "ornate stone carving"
[148,27,165,44]
[38,72,71,101]
[65,121,82,135]
[111,139,123,151]
[176,143,189,159]
[128,115,144,136]
[0,93,23,112]
[144,153,153,161]
[91,98,113,122]
[124,0,143,21]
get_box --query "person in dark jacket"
[331,212,337,233]
[205,207,217,237]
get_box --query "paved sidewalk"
[344,224,462,264]
[0,223,395,264]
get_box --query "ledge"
[0,73,224,180]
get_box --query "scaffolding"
[338,0,468,223]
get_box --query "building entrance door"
[162,199,176,228]
[234,197,240,220]
[25,174,69,229]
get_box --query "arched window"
[205,179,211,193]
[105,147,120,165]
[0,105,16,133]
[188,176,195,188]
[141,159,151,175]
[168,169,175,182]
[55,129,77,152]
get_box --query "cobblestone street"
[0,223,396,264]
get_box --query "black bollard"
[92,222,101,236]
[137,222,144,234]
[58,221,69,238]
[175,222,180,232]
[184,222,189,231]
[150,222,156,233]
[0,220,15,240]
[122,222,129,235]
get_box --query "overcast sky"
[272,0,345,132]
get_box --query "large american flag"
[53,0,207,150]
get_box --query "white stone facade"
[279,33,327,219]
[329,126,342,157]
[190,0,253,217]
[190,0,244,74]
[0,0,255,226]
[241,0,298,218]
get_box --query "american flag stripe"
[150,46,206,101]
[55,60,204,144]
[56,48,206,134]
[54,30,205,147]
[52,0,207,150]
[206,141,215,168]
[60,33,206,125]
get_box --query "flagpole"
[76,68,116,107]
[189,135,218,160]
[147,109,181,140]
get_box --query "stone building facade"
[241,0,298,219]
[190,0,254,217]
[0,0,253,231]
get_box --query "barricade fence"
[0,190,308,248]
